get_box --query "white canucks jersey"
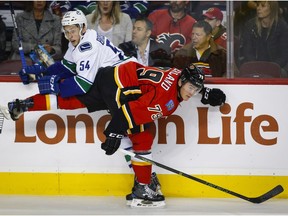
[48,29,137,98]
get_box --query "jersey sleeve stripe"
[114,66,124,88]
[121,104,134,129]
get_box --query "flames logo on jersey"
[156,33,186,53]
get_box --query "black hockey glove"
[201,87,226,106]
[101,132,124,155]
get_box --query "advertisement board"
[1,83,287,176]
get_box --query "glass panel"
[1,1,287,79]
[234,1,288,78]
[0,2,25,75]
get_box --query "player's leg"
[1,94,86,120]
[128,130,165,207]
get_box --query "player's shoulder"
[84,29,110,48]
[82,29,97,42]
[70,34,96,61]
[75,30,98,53]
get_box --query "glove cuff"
[105,132,124,139]
[201,87,210,105]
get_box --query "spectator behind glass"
[49,1,72,17]
[172,20,226,77]
[148,1,196,56]
[118,17,171,67]
[49,1,73,54]
[10,0,62,61]
[241,1,288,77]
[202,7,227,49]
[233,2,257,68]
[86,1,133,47]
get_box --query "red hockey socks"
[132,161,152,184]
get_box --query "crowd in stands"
[1,0,288,78]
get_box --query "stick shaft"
[119,149,283,203]
[9,2,27,69]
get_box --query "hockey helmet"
[180,64,205,90]
[62,10,87,28]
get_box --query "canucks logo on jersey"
[79,42,92,52]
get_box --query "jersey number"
[148,104,163,120]
[137,68,164,83]
[79,61,90,71]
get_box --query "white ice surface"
[0,196,287,215]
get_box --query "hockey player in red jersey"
[0,61,225,207]
[71,61,225,206]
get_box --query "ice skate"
[8,98,34,121]
[0,105,11,120]
[150,172,163,195]
[129,182,165,208]
[126,172,163,206]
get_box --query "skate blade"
[126,200,132,206]
[130,199,165,208]
[0,106,11,120]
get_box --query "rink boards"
[0,82,287,198]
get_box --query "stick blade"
[0,113,4,134]
[248,185,284,204]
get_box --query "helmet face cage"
[180,64,205,91]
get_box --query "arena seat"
[239,61,281,78]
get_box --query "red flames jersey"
[214,32,227,49]
[115,61,182,127]
[148,9,196,53]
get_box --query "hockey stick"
[119,149,284,204]
[9,2,27,70]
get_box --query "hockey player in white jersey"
[0,10,163,207]
[2,10,134,115]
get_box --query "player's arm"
[18,58,76,85]
[58,75,93,97]
[37,58,93,96]
[105,89,160,135]
[101,90,163,156]
[38,46,96,97]
[56,35,127,97]
[45,59,77,79]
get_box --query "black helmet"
[180,64,205,90]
